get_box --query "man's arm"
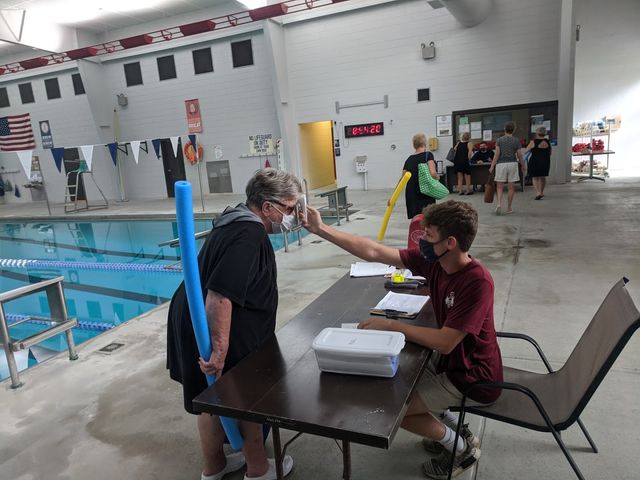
[303,206,404,267]
[359,318,466,354]
[198,289,233,378]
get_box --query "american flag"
[0,113,36,151]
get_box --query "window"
[124,62,143,86]
[192,47,213,74]
[417,88,430,102]
[231,39,254,68]
[19,82,35,104]
[72,73,86,95]
[0,87,9,107]
[157,55,177,81]
[45,78,61,100]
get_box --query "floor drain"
[355,217,365,220]
[311,240,323,244]
[98,342,125,354]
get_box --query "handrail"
[0,277,78,388]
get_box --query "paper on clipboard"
[373,291,430,315]
[350,262,396,277]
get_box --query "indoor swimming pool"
[0,219,310,380]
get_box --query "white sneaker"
[201,452,246,480]
[243,455,294,480]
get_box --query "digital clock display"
[344,122,384,138]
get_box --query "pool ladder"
[0,276,78,388]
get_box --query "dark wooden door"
[161,139,186,197]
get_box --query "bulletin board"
[451,100,558,148]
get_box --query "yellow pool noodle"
[378,171,411,241]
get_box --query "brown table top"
[193,274,435,449]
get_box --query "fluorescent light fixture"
[237,0,268,10]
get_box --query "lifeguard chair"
[63,161,108,213]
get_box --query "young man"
[167,168,302,480]
[489,121,526,215]
[303,200,502,479]
[470,142,494,165]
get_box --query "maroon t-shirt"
[400,249,503,403]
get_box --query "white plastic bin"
[312,327,406,378]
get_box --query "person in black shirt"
[470,142,494,164]
[453,132,474,195]
[401,133,439,219]
[523,126,552,200]
[167,168,302,480]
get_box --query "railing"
[0,276,78,388]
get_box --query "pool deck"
[1,179,639,480]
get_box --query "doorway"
[206,161,233,193]
[160,138,186,197]
[298,121,336,190]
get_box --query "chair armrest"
[497,331,554,373]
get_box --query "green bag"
[418,163,449,200]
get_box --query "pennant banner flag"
[16,150,34,178]
[107,143,118,166]
[188,134,197,160]
[50,147,65,173]
[80,145,94,170]
[170,136,180,158]
[151,139,161,159]
[130,140,141,164]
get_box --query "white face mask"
[270,204,296,232]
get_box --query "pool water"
[0,219,311,380]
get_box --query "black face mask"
[419,238,449,263]
[480,148,487,152]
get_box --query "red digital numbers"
[345,122,384,138]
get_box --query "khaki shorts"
[494,162,520,183]
[416,355,486,414]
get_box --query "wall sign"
[185,99,203,133]
[344,122,384,138]
[39,120,54,148]
[249,134,274,155]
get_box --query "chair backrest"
[556,278,640,427]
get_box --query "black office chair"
[447,277,640,480]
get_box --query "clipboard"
[369,308,419,319]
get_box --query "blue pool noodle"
[175,181,243,450]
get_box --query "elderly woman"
[400,133,439,219]
[452,132,474,195]
[524,126,552,200]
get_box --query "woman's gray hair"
[246,168,302,209]
[460,132,470,142]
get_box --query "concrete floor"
[1,179,639,480]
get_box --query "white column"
[556,0,577,184]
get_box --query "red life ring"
[184,141,204,165]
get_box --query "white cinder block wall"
[285,0,561,189]
[0,67,115,204]
[12,0,635,204]
[574,0,640,177]
[105,32,281,200]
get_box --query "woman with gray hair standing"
[167,168,302,480]
[524,126,552,200]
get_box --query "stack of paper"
[350,262,396,277]
[373,291,430,315]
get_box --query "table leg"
[342,440,351,480]
[334,192,341,226]
[272,426,284,480]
